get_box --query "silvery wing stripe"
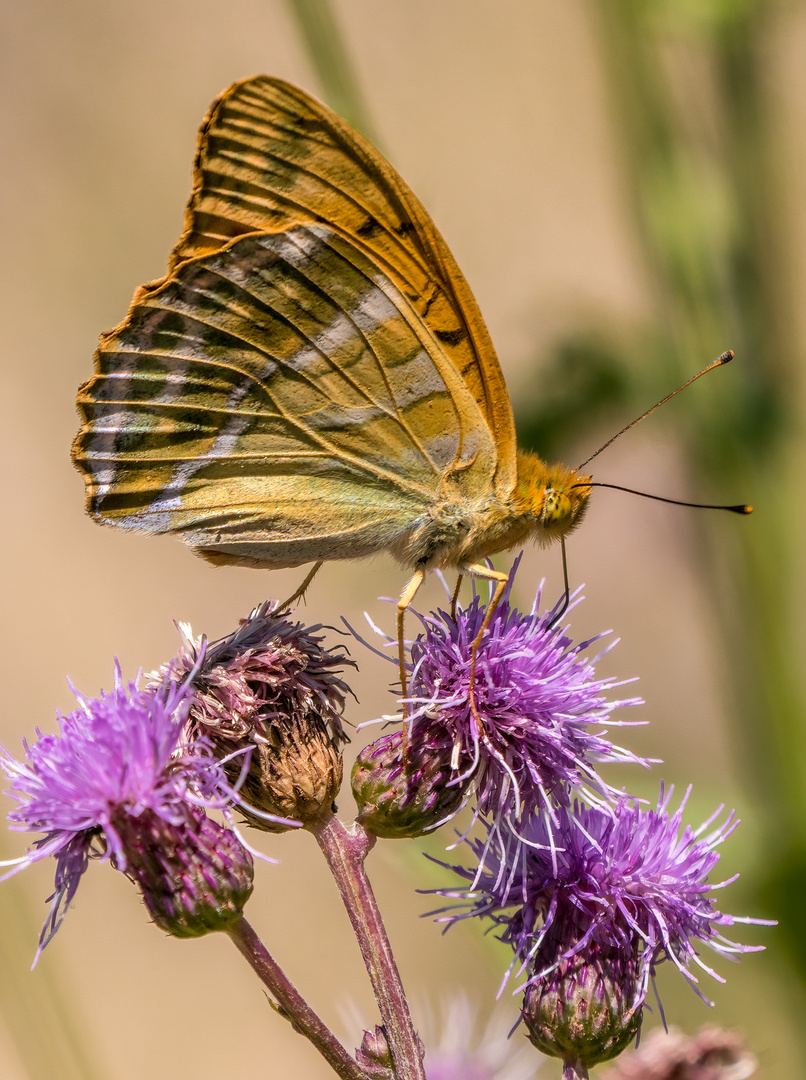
[118,412,251,530]
[87,347,143,501]
[158,228,458,476]
[90,358,191,503]
[144,363,255,513]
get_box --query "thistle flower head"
[164,601,354,830]
[1,665,250,957]
[434,788,767,1012]
[402,576,644,838]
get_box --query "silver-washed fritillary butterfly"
[72,77,592,689]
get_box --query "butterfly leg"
[275,561,324,614]
[450,573,464,621]
[458,563,510,726]
[397,568,426,701]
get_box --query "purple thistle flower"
[0,664,251,959]
[401,575,645,843]
[433,787,768,1009]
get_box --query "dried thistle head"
[164,601,355,830]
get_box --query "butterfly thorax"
[388,453,591,571]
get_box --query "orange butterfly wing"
[165,76,517,497]
[73,77,521,569]
[74,223,498,568]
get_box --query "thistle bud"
[352,730,470,839]
[114,805,254,938]
[164,603,354,831]
[356,1025,395,1079]
[521,925,642,1069]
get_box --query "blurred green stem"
[0,868,103,1080]
[593,0,806,977]
[285,0,379,142]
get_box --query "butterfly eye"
[543,490,572,525]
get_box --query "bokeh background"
[1,1,803,1076]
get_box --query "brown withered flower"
[162,601,354,831]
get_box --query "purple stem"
[311,814,426,1080]
[227,917,367,1080]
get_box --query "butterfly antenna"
[577,350,735,470]
[574,481,752,515]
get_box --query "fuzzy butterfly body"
[72,77,591,587]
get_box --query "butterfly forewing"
[74,224,497,567]
[162,76,517,494]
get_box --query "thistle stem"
[227,916,367,1080]
[312,814,426,1080]
[562,1061,589,1080]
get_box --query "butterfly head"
[515,452,592,544]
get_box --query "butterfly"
[72,76,592,694]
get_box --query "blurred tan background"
[1,2,803,1077]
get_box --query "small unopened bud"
[352,730,471,839]
[521,925,642,1069]
[115,806,254,938]
[356,1025,395,1080]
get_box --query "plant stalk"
[227,916,367,1080]
[312,814,426,1080]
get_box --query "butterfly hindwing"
[74,225,497,567]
